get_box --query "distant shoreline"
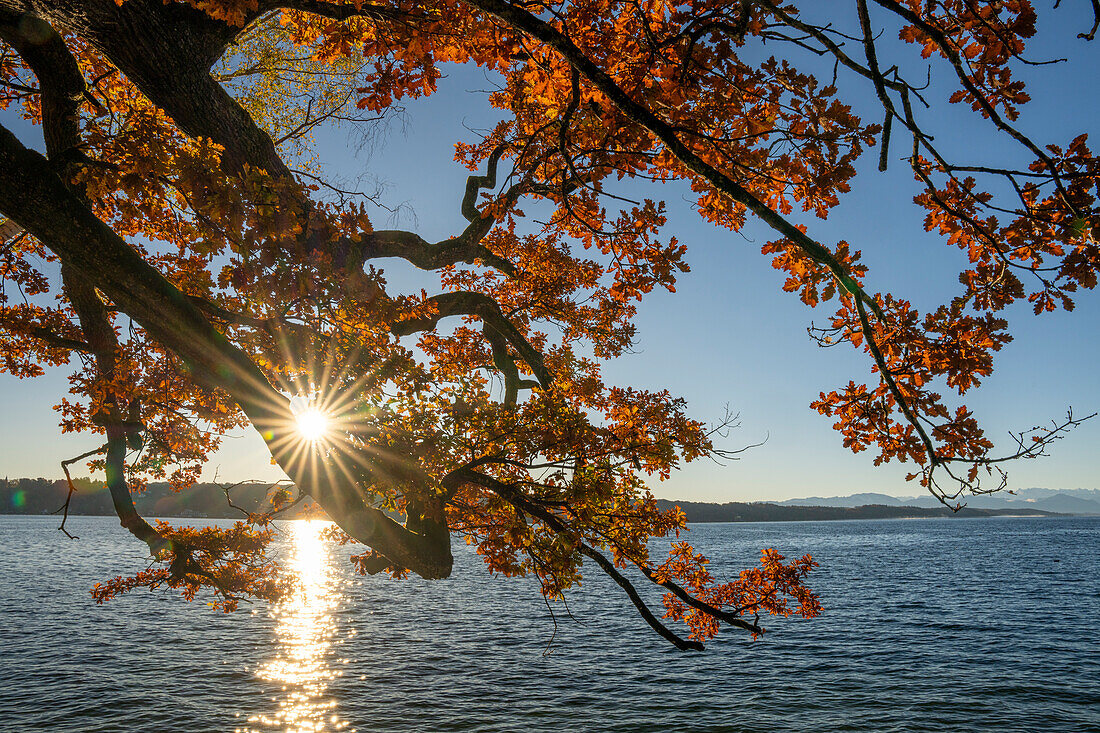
[653,499,1065,523]
[0,505,1067,525]
[0,478,320,519]
[2,512,1075,525]
[0,478,1084,524]
[667,513,1068,525]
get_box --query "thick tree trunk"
[2,0,285,174]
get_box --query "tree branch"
[391,290,550,388]
[0,120,454,579]
[455,467,709,650]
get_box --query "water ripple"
[1,515,1098,731]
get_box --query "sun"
[296,409,330,442]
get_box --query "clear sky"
[1,6,1097,501]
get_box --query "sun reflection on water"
[240,520,350,733]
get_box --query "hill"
[0,477,320,519]
[775,488,1100,515]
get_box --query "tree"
[0,0,1095,650]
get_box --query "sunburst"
[295,409,330,442]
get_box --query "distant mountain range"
[655,500,1061,523]
[773,488,1100,515]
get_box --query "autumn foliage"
[90,520,291,612]
[0,0,1096,648]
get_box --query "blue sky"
[1,6,1097,501]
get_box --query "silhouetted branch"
[56,443,107,540]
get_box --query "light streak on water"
[240,520,350,733]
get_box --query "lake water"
[1,514,1097,732]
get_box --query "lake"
[1,514,1097,732]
